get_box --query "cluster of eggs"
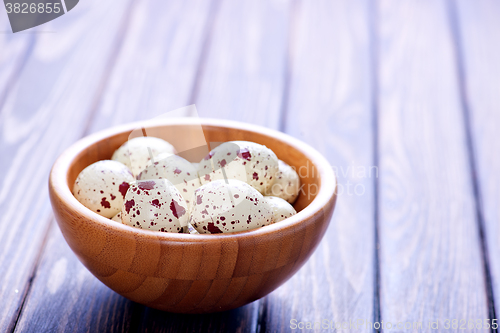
[72,137,301,234]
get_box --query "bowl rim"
[50,118,337,243]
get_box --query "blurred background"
[1,0,500,332]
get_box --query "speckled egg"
[264,160,300,204]
[189,179,273,234]
[111,211,122,223]
[264,196,296,223]
[112,137,176,178]
[121,179,188,233]
[73,160,135,218]
[137,154,201,208]
[197,141,279,194]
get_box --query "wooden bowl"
[49,118,337,313]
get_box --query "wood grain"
[194,0,290,128]
[0,0,134,331]
[86,0,215,133]
[13,223,139,333]
[377,0,489,329]
[256,0,376,331]
[453,0,500,322]
[0,9,35,112]
[3,0,496,331]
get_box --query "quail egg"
[121,179,188,233]
[73,160,135,218]
[189,179,273,234]
[197,141,279,194]
[112,137,175,178]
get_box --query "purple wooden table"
[1,0,499,332]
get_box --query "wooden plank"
[377,0,489,329]
[0,0,135,331]
[257,0,376,331]
[0,8,47,175]
[13,0,219,332]
[453,0,500,324]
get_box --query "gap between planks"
[254,1,299,331]
[370,1,494,331]
[369,0,382,332]
[446,0,498,332]
[8,216,54,333]
[276,0,299,133]
[80,0,141,137]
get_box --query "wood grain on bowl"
[49,118,337,313]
